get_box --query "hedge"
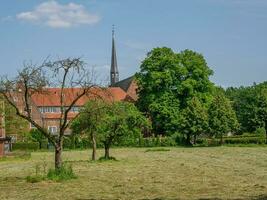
[197,136,266,146]
[12,142,39,151]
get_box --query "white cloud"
[16,1,100,28]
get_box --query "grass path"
[0,147,266,200]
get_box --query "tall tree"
[98,102,150,159]
[180,97,208,145]
[71,99,106,160]
[136,48,214,137]
[226,82,267,142]
[208,90,239,144]
[136,47,181,135]
[0,58,96,169]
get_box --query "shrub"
[12,142,39,151]
[47,164,76,181]
[224,137,266,144]
[26,175,44,183]
[254,127,266,137]
[196,136,266,146]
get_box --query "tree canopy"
[136,47,214,136]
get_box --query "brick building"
[1,28,138,140]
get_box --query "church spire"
[110,25,119,86]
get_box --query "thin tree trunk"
[104,144,110,159]
[220,134,223,145]
[186,134,191,146]
[91,133,96,161]
[193,135,197,145]
[39,142,42,149]
[55,143,62,170]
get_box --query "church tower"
[110,25,119,86]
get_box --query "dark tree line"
[226,82,267,141]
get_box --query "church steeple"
[110,25,119,86]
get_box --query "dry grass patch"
[0,147,266,200]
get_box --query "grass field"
[0,147,266,200]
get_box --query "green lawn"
[0,147,266,200]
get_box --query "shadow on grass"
[145,148,171,152]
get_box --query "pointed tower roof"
[110,25,119,86]
[111,25,118,74]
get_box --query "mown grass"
[0,147,266,200]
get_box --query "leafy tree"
[226,82,267,142]
[136,47,181,135]
[208,90,239,144]
[98,102,150,159]
[180,97,208,145]
[136,47,214,138]
[29,129,45,149]
[71,100,106,160]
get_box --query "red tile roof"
[31,87,127,107]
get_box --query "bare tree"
[0,58,96,169]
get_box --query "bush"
[12,142,39,151]
[196,136,266,146]
[47,164,77,181]
[254,127,266,137]
[224,137,266,144]
[26,175,44,183]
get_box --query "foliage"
[0,58,97,169]
[71,99,107,160]
[136,47,214,136]
[196,135,266,146]
[72,101,151,158]
[255,127,266,137]
[179,97,208,145]
[226,82,267,135]
[47,164,76,181]
[0,96,28,139]
[28,129,46,149]
[97,101,150,158]
[208,89,239,144]
[12,142,40,151]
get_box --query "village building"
[1,28,138,145]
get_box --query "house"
[28,87,130,135]
[9,28,138,137]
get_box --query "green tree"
[71,100,106,160]
[29,129,45,149]
[136,47,213,138]
[208,90,239,144]
[226,82,267,142]
[180,97,208,145]
[98,102,150,159]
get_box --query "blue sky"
[0,0,267,87]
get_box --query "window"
[48,126,57,135]
[70,106,80,113]
[39,107,60,113]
